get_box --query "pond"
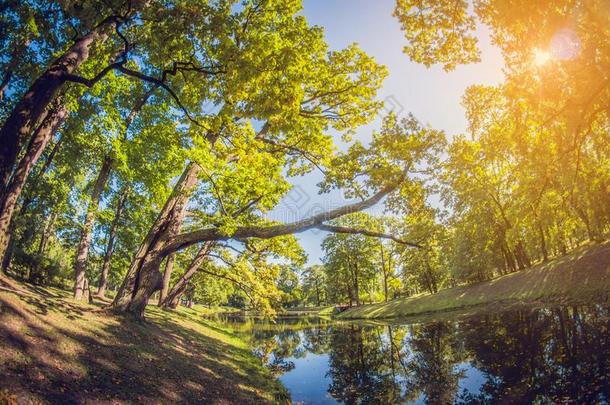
[213,304,610,404]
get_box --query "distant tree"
[302,265,327,306]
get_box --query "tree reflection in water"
[217,305,609,404]
[457,305,609,404]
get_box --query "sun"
[533,49,552,66]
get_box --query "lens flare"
[551,29,581,60]
[534,49,552,66]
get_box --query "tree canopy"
[0,0,607,317]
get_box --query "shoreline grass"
[279,305,336,317]
[339,241,610,320]
[0,283,289,404]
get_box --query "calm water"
[214,305,610,404]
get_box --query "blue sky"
[268,0,505,266]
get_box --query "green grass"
[280,305,337,317]
[189,304,242,317]
[0,283,289,404]
[339,241,610,320]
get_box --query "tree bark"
[110,162,201,317]
[514,240,531,270]
[1,135,63,273]
[0,17,115,189]
[353,261,361,306]
[0,70,12,102]
[424,269,435,294]
[158,253,175,306]
[501,239,517,273]
[37,211,58,256]
[26,211,57,284]
[0,103,68,274]
[96,189,128,297]
[74,155,113,300]
[538,222,548,262]
[423,256,438,293]
[574,204,598,241]
[161,242,215,309]
[380,242,388,302]
[347,283,353,307]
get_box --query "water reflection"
[215,305,610,404]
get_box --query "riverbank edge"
[279,305,337,317]
[338,240,610,321]
[0,283,290,404]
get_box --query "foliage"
[1,0,607,314]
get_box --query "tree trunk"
[110,163,201,317]
[29,213,56,282]
[388,325,396,379]
[158,253,175,306]
[74,155,113,300]
[75,81,156,300]
[513,240,531,270]
[424,257,438,293]
[38,211,58,255]
[0,103,68,274]
[424,271,434,294]
[347,284,353,307]
[353,261,361,306]
[0,18,115,189]
[538,222,549,262]
[80,84,153,297]
[120,255,165,315]
[161,242,214,309]
[572,202,598,242]
[1,136,63,273]
[1,230,15,273]
[96,189,128,297]
[388,253,395,297]
[0,70,12,102]
[380,242,388,302]
[501,239,517,273]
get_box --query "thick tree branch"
[163,173,406,254]
[314,224,422,248]
[63,52,224,130]
[117,65,207,128]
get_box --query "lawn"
[0,283,289,404]
[280,305,336,317]
[340,240,610,320]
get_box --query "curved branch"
[115,65,207,129]
[63,62,123,87]
[63,57,220,130]
[260,138,328,175]
[315,224,422,248]
[163,173,406,254]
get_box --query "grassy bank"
[0,283,289,404]
[280,305,336,317]
[340,240,610,320]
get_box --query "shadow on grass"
[0,290,287,404]
[156,307,238,338]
